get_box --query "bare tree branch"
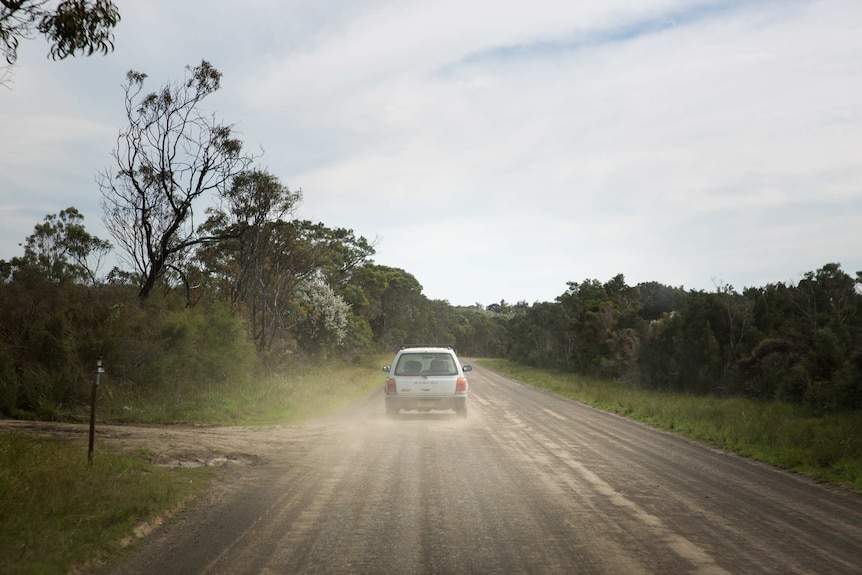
[98,61,257,299]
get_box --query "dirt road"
[76,364,862,573]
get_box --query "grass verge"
[93,358,386,425]
[0,433,213,575]
[480,358,862,493]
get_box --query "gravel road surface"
[99,363,862,574]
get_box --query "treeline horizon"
[1,204,859,417]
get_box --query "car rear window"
[394,353,458,375]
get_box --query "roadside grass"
[0,432,212,575]
[479,359,862,493]
[2,357,387,575]
[93,358,386,425]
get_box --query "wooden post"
[88,358,104,466]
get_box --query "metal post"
[88,358,104,466]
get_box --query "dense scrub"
[0,277,253,419]
[502,264,862,412]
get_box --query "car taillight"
[386,378,397,393]
[455,378,467,392]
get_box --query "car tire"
[386,405,399,419]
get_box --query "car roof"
[398,346,456,354]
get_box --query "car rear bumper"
[385,394,467,412]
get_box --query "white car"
[383,346,471,418]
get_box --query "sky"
[1,0,861,306]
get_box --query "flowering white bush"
[295,277,350,352]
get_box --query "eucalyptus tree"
[1,0,120,66]
[0,206,110,285]
[453,305,508,358]
[794,263,861,336]
[98,61,255,300]
[197,169,302,306]
[350,264,427,347]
